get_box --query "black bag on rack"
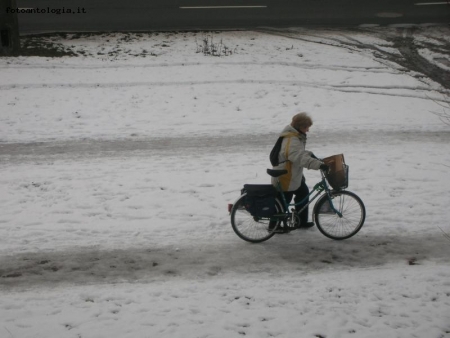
[241,184,277,217]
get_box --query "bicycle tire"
[313,190,365,240]
[230,194,284,243]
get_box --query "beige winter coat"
[271,125,322,191]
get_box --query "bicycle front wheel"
[313,191,365,240]
[230,194,284,243]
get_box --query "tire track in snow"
[257,27,450,90]
[1,131,449,161]
[0,61,396,74]
[0,80,440,100]
[1,232,449,288]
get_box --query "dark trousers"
[283,176,309,224]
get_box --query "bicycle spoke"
[231,195,283,243]
[314,191,365,240]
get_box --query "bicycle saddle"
[266,169,288,178]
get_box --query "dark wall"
[14,0,450,34]
[1,0,20,55]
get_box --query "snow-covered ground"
[1,25,450,338]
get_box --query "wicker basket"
[323,154,349,190]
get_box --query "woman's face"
[298,125,310,134]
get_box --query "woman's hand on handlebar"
[320,164,330,173]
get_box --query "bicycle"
[229,157,366,243]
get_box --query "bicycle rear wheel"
[230,194,283,243]
[313,191,365,240]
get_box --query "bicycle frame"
[272,170,343,220]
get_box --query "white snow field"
[1,26,450,338]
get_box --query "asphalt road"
[13,0,450,34]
